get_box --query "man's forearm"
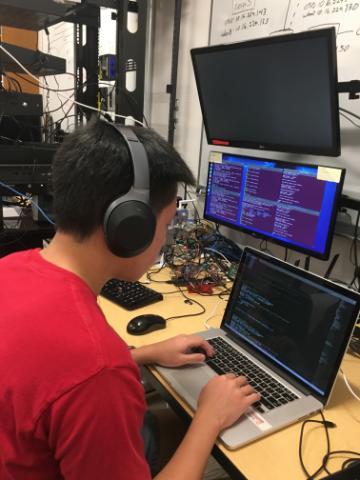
[154,410,220,480]
[130,344,157,365]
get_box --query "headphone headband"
[103,122,156,258]
[113,125,150,193]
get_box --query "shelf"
[0,0,71,31]
[0,43,66,76]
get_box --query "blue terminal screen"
[204,154,344,258]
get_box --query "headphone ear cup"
[104,199,156,258]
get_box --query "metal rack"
[0,0,101,124]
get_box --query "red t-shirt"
[0,249,151,480]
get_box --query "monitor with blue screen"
[204,153,345,259]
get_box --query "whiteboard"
[198,0,360,195]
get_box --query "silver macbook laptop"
[156,247,360,449]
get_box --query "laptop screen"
[223,249,359,398]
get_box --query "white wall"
[148,0,173,137]
[173,0,212,176]
[149,0,212,177]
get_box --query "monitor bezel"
[204,155,345,260]
[191,28,341,157]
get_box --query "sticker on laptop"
[245,408,272,431]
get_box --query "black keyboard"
[100,279,163,311]
[206,337,298,413]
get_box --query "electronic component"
[0,92,43,116]
[99,86,116,112]
[0,143,57,194]
[99,54,117,81]
[191,28,340,157]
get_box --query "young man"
[0,119,259,480]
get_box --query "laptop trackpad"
[157,363,216,408]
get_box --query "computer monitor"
[204,153,345,259]
[191,28,340,156]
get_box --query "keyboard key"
[100,279,163,310]
[205,337,298,409]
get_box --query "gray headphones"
[103,124,156,257]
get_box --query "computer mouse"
[126,314,166,336]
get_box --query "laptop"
[156,247,360,449]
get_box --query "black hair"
[52,118,195,239]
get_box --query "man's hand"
[131,334,214,367]
[197,374,260,432]
[154,374,260,480]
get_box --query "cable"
[14,72,80,93]
[15,73,116,94]
[339,107,360,122]
[322,451,360,474]
[203,247,231,266]
[349,211,360,290]
[0,181,55,226]
[165,286,206,322]
[340,369,360,402]
[203,300,224,330]
[2,73,22,92]
[44,96,72,115]
[340,111,360,129]
[298,412,336,479]
[0,43,145,126]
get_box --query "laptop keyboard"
[206,337,298,413]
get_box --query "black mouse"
[127,314,166,335]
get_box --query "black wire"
[52,75,67,118]
[349,211,360,290]
[122,88,150,127]
[340,111,360,129]
[165,285,206,322]
[342,458,360,470]
[339,106,360,122]
[298,412,333,479]
[322,451,360,473]
[13,72,78,92]
[146,264,170,283]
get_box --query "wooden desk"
[99,276,360,480]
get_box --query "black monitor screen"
[204,153,345,259]
[223,249,360,399]
[191,28,340,156]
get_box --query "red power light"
[212,139,230,146]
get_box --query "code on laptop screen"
[224,252,357,396]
